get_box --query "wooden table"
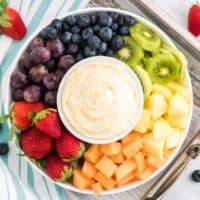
[64,0,200,199]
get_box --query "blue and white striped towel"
[0,0,89,199]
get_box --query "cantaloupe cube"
[84,145,102,164]
[117,172,135,186]
[94,172,116,190]
[122,137,143,158]
[110,152,125,164]
[134,167,154,180]
[82,161,98,179]
[91,183,103,194]
[122,131,140,145]
[164,149,175,159]
[73,170,92,190]
[146,154,164,168]
[115,159,136,181]
[95,156,117,178]
[134,152,146,173]
[100,142,121,156]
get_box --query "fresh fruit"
[94,172,116,190]
[43,73,59,90]
[119,26,129,35]
[50,19,63,32]
[146,154,164,169]
[61,31,72,44]
[56,130,85,161]
[117,172,134,186]
[165,115,188,130]
[71,33,81,44]
[134,167,154,180]
[30,47,51,64]
[44,91,57,107]
[87,35,101,50]
[82,27,93,40]
[84,144,102,164]
[46,39,65,58]
[23,85,41,102]
[95,156,117,178]
[114,37,144,68]
[191,170,200,182]
[133,65,152,99]
[188,2,200,36]
[0,143,9,155]
[18,53,32,72]
[152,84,173,100]
[110,152,124,164]
[20,128,52,159]
[165,129,181,149]
[58,55,75,70]
[46,154,72,181]
[130,23,161,52]
[28,65,48,83]
[122,131,140,145]
[134,152,145,173]
[115,159,136,181]
[10,70,28,89]
[100,142,121,156]
[66,43,79,55]
[98,27,112,41]
[84,46,97,57]
[29,37,44,50]
[40,26,57,39]
[33,109,62,139]
[111,35,124,50]
[99,12,113,27]
[77,14,91,28]
[91,183,103,194]
[64,15,77,27]
[12,89,24,101]
[82,161,98,179]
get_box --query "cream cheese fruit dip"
[58,56,143,142]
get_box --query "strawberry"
[20,128,52,159]
[188,1,200,36]
[33,109,62,139]
[56,130,86,162]
[46,154,73,181]
[0,0,27,40]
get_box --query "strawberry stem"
[0,0,7,13]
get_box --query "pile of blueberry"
[10,11,136,107]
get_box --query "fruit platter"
[3,8,193,194]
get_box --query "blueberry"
[118,16,124,26]
[77,14,91,28]
[110,12,119,21]
[93,24,101,33]
[112,31,116,37]
[71,33,81,44]
[62,22,70,31]
[98,27,112,41]
[119,26,129,35]
[104,48,114,56]
[84,46,97,57]
[66,43,79,55]
[98,42,107,54]
[51,19,63,32]
[87,35,101,50]
[0,143,9,155]
[75,52,84,61]
[90,14,98,25]
[60,31,72,44]
[64,15,77,26]
[111,35,124,50]
[71,26,81,34]
[99,12,113,27]
[192,170,200,182]
[82,28,93,40]
[40,26,57,39]
[46,59,56,71]
[111,23,118,31]
[124,15,136,25]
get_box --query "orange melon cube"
[122,137,143,158]
[100,142,121,156]
[95,156,117,178]
[82,161,98,179]
[122,131,140,145]
[91,183,103,194]
[73,170,92,190]
[110,152,125,164]
[84,145,102,164]
[134,167,154,180]
[94,172,116,190]
[117,172,135,186]
[115,159,136,181]
[146,154,164,168]
[134,152,146,173]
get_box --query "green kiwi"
[146,54,181,84]
[130,23,161,52]
[114,36,144,68]
[133,65,152,99]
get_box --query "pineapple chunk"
[152,84,173,100]
[165,115,189,130]
[168,94,190,117]
[166,129,182,149]
[147,94,168,120]
[134,109,152,133]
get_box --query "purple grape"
[23,85,41,102]
[10,70,28,89]
[12,89,24,101]
[46,39,65,58]
[66,43,79,55]
[46,59,57,72]
[28,64,48,83]
[58,55,75,71]
[18,53,32,73]
[55,69,65,81]
[43,73,59,90]
[30,47,51,64]
[29,37,44,50]
[44,91,57,107]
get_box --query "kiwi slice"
[130,23,161,52]
[134,65,152,99]
[146,54,181,84]
[114,36,144,68]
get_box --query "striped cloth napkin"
[0,0,89,199]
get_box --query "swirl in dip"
[61,57,139,139]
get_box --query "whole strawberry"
[46,154,73,181]
[33,109,62,139]
[20,128,52,159]
[56,130,86,162]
